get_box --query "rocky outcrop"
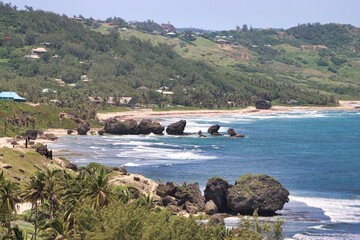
[204,177,230,212]
[255,99,272,109]
[156,182,205,213]
[226,174,289,215]
[208,124,222,136]
[138,119,164,135]
[103,118,129,134]
[166,120,186,135]
[124,119,140,134]
[227,128,245,138]
[77,122,90,135]
[23,130,38,140]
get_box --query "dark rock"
[208,124,222,136]
[113,166,128,175]
[166,120,186,135]
[157,182,205,213]
[255,99,272,110]
[133,176,141,181]
[77,122,90,135]
[184,202,199,214]
[204,200,218,215]
[204,177,230,212]
[3,165,12,169]
[207,214,225,226]
[227,128,245,138]
[19,154,25,158]
[226,174,289,215]
[103,118,139,135]
[162,195,177,206]
[67,129,74,135]
[156,182,180,198]
[43,133,58,141]
[23,130,38,140]
[98,129,105,135]
[64,161,78,171]
[124,119,139,134]
[138,119,164,135]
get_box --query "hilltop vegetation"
[1,2,354,114]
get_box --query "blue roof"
[0,91,26,101]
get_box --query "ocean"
[48,110,360,239]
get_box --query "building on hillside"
[217,39,230,45]
[0,91,26,102]
[161,23,176,32]
[88,96,103,104]
[119,97,135,108]
[166,32,177,38]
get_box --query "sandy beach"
[97,101,360,122]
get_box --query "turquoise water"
[49,110,360,239]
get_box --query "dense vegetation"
[0,154,283,240]
[1,2,351,114]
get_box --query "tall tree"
[0,177,21,237]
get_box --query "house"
[118,97,135,108]
[217,39,230,45]
[156,90,174,96]
[88,96,103,104]
[106,97,116,105]
[0,91,26,102]
[32,47,48,55]
[161,23,176,32]
[166,32,177,38]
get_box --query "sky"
[6,0,360,30]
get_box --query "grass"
[0,101,77,137]
[0,148,60,188]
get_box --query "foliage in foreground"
[0,163,285,239]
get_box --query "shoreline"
[1,101,359,149]
[97,101,360,122]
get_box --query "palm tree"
[84,167,115,210]
[0,178,21,237]
[22,171,46,240]
[43,169,62,219]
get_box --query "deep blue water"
[48,110,360,239]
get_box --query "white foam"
[123,162,142,167]
[293,233,360,240]
[290,196,360,223]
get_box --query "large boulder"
[156,182,180,198]
[208,124,222,136]
[204,177,230,212]
[166,120,186,135]
[204,200,218,215]
[124,119,139,134]
[103,118,129,134]
[226,174,289,215]
[227,128,245,138]
[255,99,272,109]
[23,130,38,140]
[77,122,90,135]
[156,182,205,213]
[138,119,164,135]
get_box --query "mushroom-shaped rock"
[138,119,164,135]
[103,118,129,135]
[166,120,186,135]
[77,122,90,135]
[255,99,272,109]
[208,124,222,136]
[226,174,289,215]
[204,177,230,212]
[23,130,38,140]
[227,128,245,138]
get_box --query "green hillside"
[1,3,359,113]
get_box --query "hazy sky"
[7,0,360,30]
